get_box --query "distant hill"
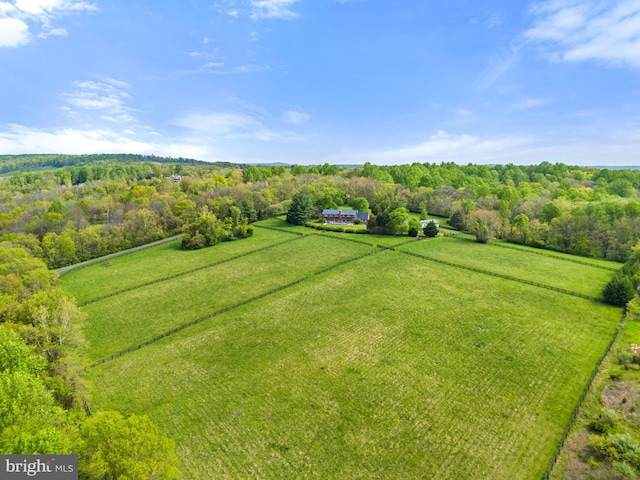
[0,153,249,175]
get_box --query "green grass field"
[65,221,623,479]
[398,236,614,298]
[60,228,299,304]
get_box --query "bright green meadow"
[62,220,623,479]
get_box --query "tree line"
[0,244,180,478]
[2,160,640,269]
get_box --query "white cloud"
[250,0,300,20]
[175,110,304,142]
[206,64,271,74]
[0,123,210,159]
[525,0,640,68]
[38,25,67,38]
[474,43,520,89]
[512,97,551,109]
[63,80,130,111]
[0,17,29,47]
[282,110,310,124]
[361,131,534,164]
[484,15,504,28]
[61,79,138,125]
[0,0,96,47]
[13,0,96,15]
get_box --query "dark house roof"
[322,209,358,216]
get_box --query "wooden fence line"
[396,248,601,302]
[441,232,620,272]
[84,277,310,370]
[253,224,306,236]
[56,234,185,277]
[79,236,306,306]
[542,312,626,479]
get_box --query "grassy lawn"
[398,236,615,298]
[80,235,375,361]
[61,228,297,303]
[254,216,311,234]
[81,247,621,479]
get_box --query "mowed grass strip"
[80,235,375,362]
[398,236,613,298]
[61,228,296,303]
[84,251,620,480]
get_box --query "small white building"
[420,219,440,228]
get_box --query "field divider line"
[395,249,602,302]
[311,232,376,247]
[314,251,379,276]
[441,231,620,272]
[78,235,307,306]
[543,311,626,480]
[253,224,307,236]
[85,248,386,369]
[84,276,310,370]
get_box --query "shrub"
[590,434,621,462]
[603,274,636,307]
[608,433,640,464]
[612,461,637,479]
[618,350,634,365]
[590,408,618,434]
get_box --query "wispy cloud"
[484,15,504,28]
[0,0,96,47]
[525,0,640,68]
[473,42,520,90]
[38,25,67,38]
[361,130,533,164]
[282,110,310,124]
[62,78,137,124]
[0,123,210,159]
[175,110,304,141]
[204,64,273,74]
[250,0,300,20]
[512,97,551,109]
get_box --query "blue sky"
[1,0,639,166]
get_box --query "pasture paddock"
[66,220,622,479]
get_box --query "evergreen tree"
[423,220,439,238]
[286,193,314,225]
[603,274,636,306]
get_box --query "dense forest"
[1,158,640,269]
